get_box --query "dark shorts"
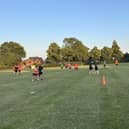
[39,71,43,75]
[89,66,93,70]
[15,70,18,72]
[33,73,38,76]
[95,67,98,70]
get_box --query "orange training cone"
[101,75,107,86]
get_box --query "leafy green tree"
[89,46,101,59]
[46,42,61,64]
[72,42,89,62]
[101,47,113,63]
[62,37,89,62]
[111,40,123,60]
[0,41,26,68]
[121,52,129,62]
[63,37,77,48]
[61,47,74,62]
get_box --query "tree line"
[46,37,128,65]
[0,38,129,69]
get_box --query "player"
[103,60,106,68]
[68,63,72,69]
[18,64,22,75]
[94,60,99,74]
[60,63,64,70]
[74,63,78,70]
[32,66,39,81]
[13,64,18,75]
[38,64,44,80]
[65,63,68,69]
[115,59,119,66]
[89,62,94,74]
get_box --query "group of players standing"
[31,64,44,81]
[13,63,44,81]
[88,58,119,75]
[89,59,99,74]
[13,58,119,81]
[60,60,99,74]
[13,64,22,75]
[60,63,79,70]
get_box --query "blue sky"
[0,0,129,59]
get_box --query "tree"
[72,42,89,62]
[0,41,26,68]
[101,47,113,63]
[46,42,61,64]
[111,40,123,60]
[61,47,74,62]
[62,37,89,62]
[89,46,101,60]
[121,52,129,62]
[63,37,77,48]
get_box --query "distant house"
[23,57,44,67]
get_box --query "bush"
[44,63,59,67]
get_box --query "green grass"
[0,63,129,129]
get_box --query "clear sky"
[0,0,129,59]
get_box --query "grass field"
[0,63,129,129]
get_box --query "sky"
[0,0,129,59]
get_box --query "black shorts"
[89,66,93,70]
[38,71,43,77]
[33,73,38,76]
[15,70,18,72]
[95,67,98,70]
[39,72,43,75]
